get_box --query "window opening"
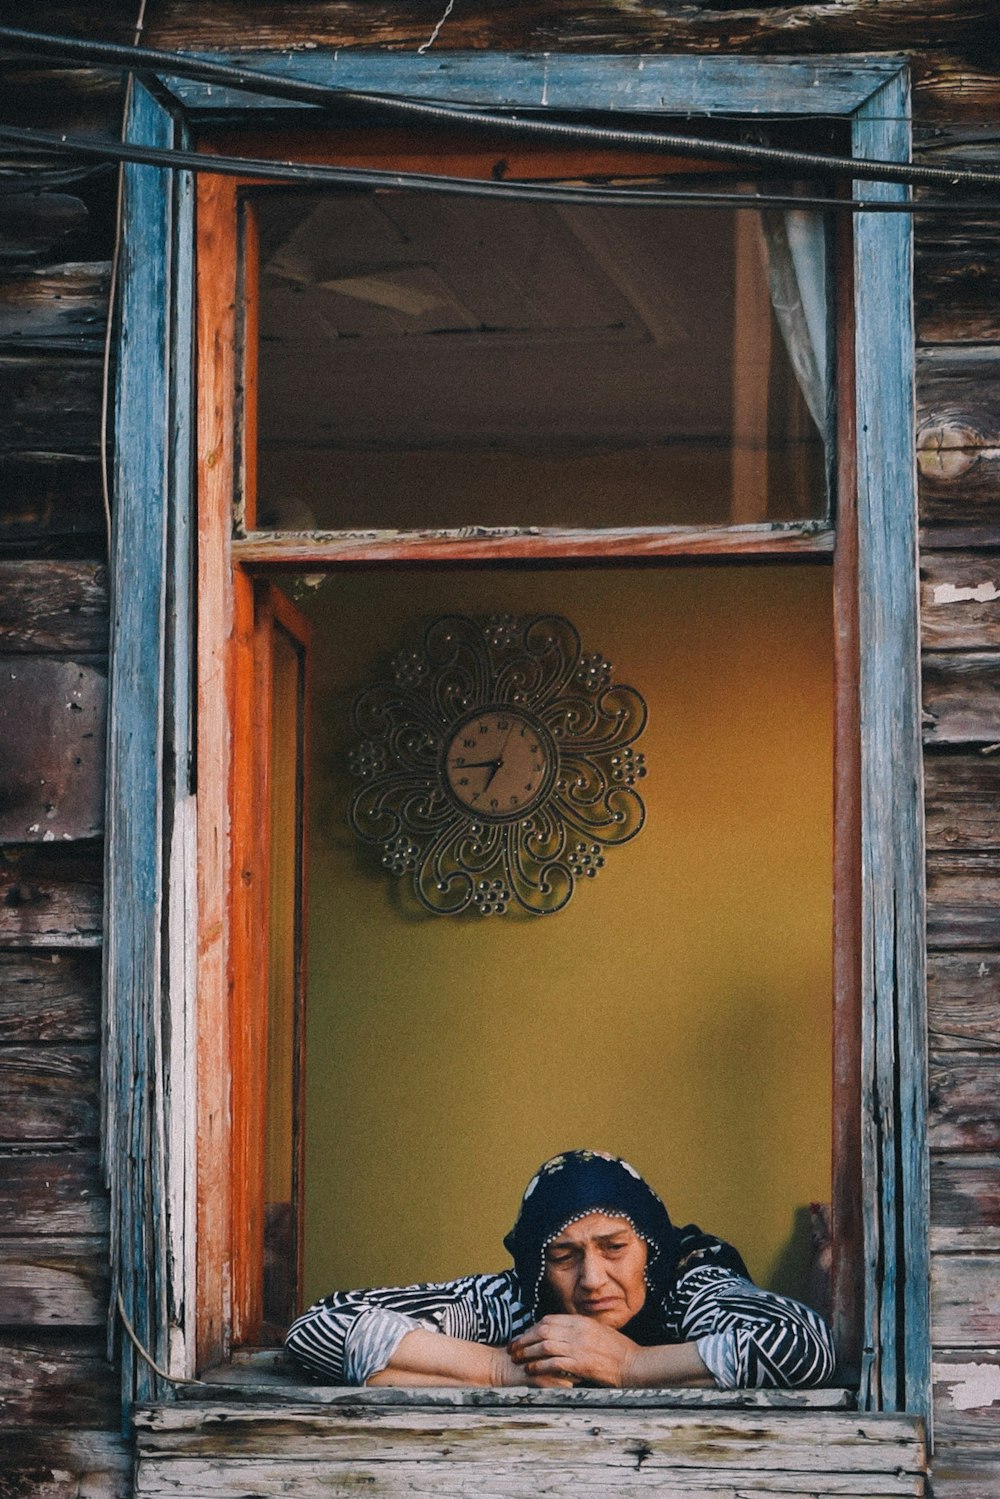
[262,563,835,1319]
[238,160,838,1359]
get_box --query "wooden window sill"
[184,1347,856,1407]
[186,1380,857,1410]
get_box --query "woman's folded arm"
[674,1266,836,1389]
[284,1271,527,1385]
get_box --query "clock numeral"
[453,757,465,767]
[532,762,542,773]
[489,797,499,809]
[463,737,477,749]
[524,783,533,792]
[510,795,519,806]
[497,718,509,730]
[458,777,469,787]
[471,791,481,801]
[479,723,489,734]
[529,743,539,754]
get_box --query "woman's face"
[543,1211,648,1329]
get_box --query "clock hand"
[499,720,518,753]
[458,758,503,772]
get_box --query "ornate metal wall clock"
[347,614,648,916]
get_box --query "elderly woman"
[285,1150,835,1390]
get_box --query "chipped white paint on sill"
[934,1361,1000,1410]
[932,581,1000,605]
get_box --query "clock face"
[443,707,556,820]
[348,614,647,915]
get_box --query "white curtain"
[760,206,829,435]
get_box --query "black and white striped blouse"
[285,1241,835,1389]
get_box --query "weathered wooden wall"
[1,3,999,1495]
[0,43,124,1494]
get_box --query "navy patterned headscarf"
[503,1150,686,1338]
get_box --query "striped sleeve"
[674,1266,836,1389]
[284,1271,526,1385]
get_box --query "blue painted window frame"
[109,53,927,1421]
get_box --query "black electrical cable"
[2,120,997,214]
[2,24,1000,194]
[0,121,967,213]
[0,161,114,194]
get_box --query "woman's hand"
[363,1330,573,1389]
[509,1315,639,1388]
[491,1346,574,1389]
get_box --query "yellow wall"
[300,563,833,1305]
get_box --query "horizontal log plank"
[920,457,1000,537]
[135,1404,925,1475]
[921,527,1000,555]
[917,344,1000,445]
[927,952,1000,1051]
[0,1146,107,1234]
[135,1459,924,1498]
[910,54,1000,124]
[932,1254,1000,1348]
[914,124,1000,162]
[921,555,1000,650]
[0,61,123,140]
[0,659,107,843]
[0,562,108,653]
[0,1336,119,1427]
[915,212,1000,344]
[142,3,987,60]
[928,909,1000,952]
[931,1155,1000,1251]
[916,304,1000,355]
[928,846,1000,912]
[0,193,91,268]
[0,264,110,354]
[0,848,102,947]
[0,1430,130,1499]
[913,128,1000,340]
[922,654,1000,748]
[0,1044,100,1142]
[924,756,1000,851]
[927,851,1000,950]
[0,1234,108,1327]
[928,1056,1000,1152]
[0,354,101,454]
[0,951,100,1042]
[916,345,1000,527]
[929,1442,1000,1499]
[0,454,104,545]
[933,1351,1000,1443]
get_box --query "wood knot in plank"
[916,422,984,481]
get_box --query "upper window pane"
[251,188,829,533]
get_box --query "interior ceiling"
[256,191,736,448]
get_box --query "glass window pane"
[252,189,829,533]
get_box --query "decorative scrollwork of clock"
[347,614,648,916]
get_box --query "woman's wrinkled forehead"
[544,1209,650,1252]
